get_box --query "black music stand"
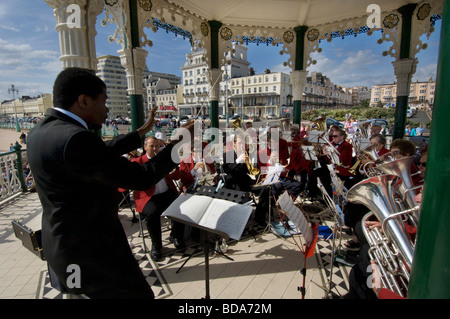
[166,185,253,299]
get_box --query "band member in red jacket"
[132,136,188,262]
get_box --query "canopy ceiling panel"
[167,0,423,28]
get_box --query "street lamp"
[8,84,20,132]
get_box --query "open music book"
[162,193,253,240]
[277,191,313,246]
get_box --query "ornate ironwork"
[105,0,119,6]
[417,3,432,20]
[383,14,400,29]
[236,35,280,46]
[307,29,319,41]
[320,26,376,42]
[138,0,152,11]
[283,30,294,43]
[151,18,192,43]
[220,27,232,40]
[200,22,209,36]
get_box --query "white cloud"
[0,38,60,101]
[412,63,437,82]
[0,24,20,32]
[306,49,396,87]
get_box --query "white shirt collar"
[54,107,88,130]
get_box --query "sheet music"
[262,164,284,185]
[162,194,213,224]
[302,146,318,161]
[198,198,253,240]
[277,192,313,246]
[162,193,253,240]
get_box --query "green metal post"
[208,20,222,131]
[129,0,145,132]
[293,26,308,125]
[393,4,417,140]
[408,1,450,299]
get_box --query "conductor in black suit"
[27,67,194,299]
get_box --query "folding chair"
[117,188,138,223]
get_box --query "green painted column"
[292,26,308,125]
[208,21,222,130]
[393,4,417,140]
[408,0,450,299]
[129,0,145,132]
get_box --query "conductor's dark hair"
[53,67,106,109]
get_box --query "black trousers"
[254,178,304,224]
[141,190,184,249]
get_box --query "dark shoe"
[150,246,162,262]
[174,238,185,250]
[344,239,360,251]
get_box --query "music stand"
[312,178,346,298]
[302,145,318,161]
[167,185,253,299]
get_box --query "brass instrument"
[231,118,243,129]
[232,117,260,177]
[312,116,327,131]
[348,143,379,175]
[347,174,418,298]
[375,155,422,215]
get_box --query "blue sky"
[0,1,442,102]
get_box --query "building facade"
[178,43,250,117]
[228,71,293,118]
[1,94,53,118]
[370,77,435,110]
[302,72,353,111]
[96,55,129,118]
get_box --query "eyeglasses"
[419,161,427,167]
[332,135,340,137]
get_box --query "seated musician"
[132,136,188,261]
[285,139,313,187]
[345,133,390,190]
[179,135,216,191]
[345,150,427,299]
[253,147,305,228]
[309,128,354,197]
[288,124,302,151]
[257,126,289,170]
[343,138,420,250]
[220,132,256,192]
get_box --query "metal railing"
[0,142,32,202]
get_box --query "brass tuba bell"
[312,116,327,131]
[347,174,418,298]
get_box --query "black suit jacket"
[27,109,178,298]
[221,150,255,192]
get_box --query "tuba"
[312,116,327,131]
[375,155,421,215]
[347,174,418,298]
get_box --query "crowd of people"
[27,67,427,299]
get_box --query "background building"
[302,72,352,111]
[1,94,53,118]
[370,77,435,110]
[228,71,292,118]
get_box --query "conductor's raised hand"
[170,120,195,146]
[137,105,159,138]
